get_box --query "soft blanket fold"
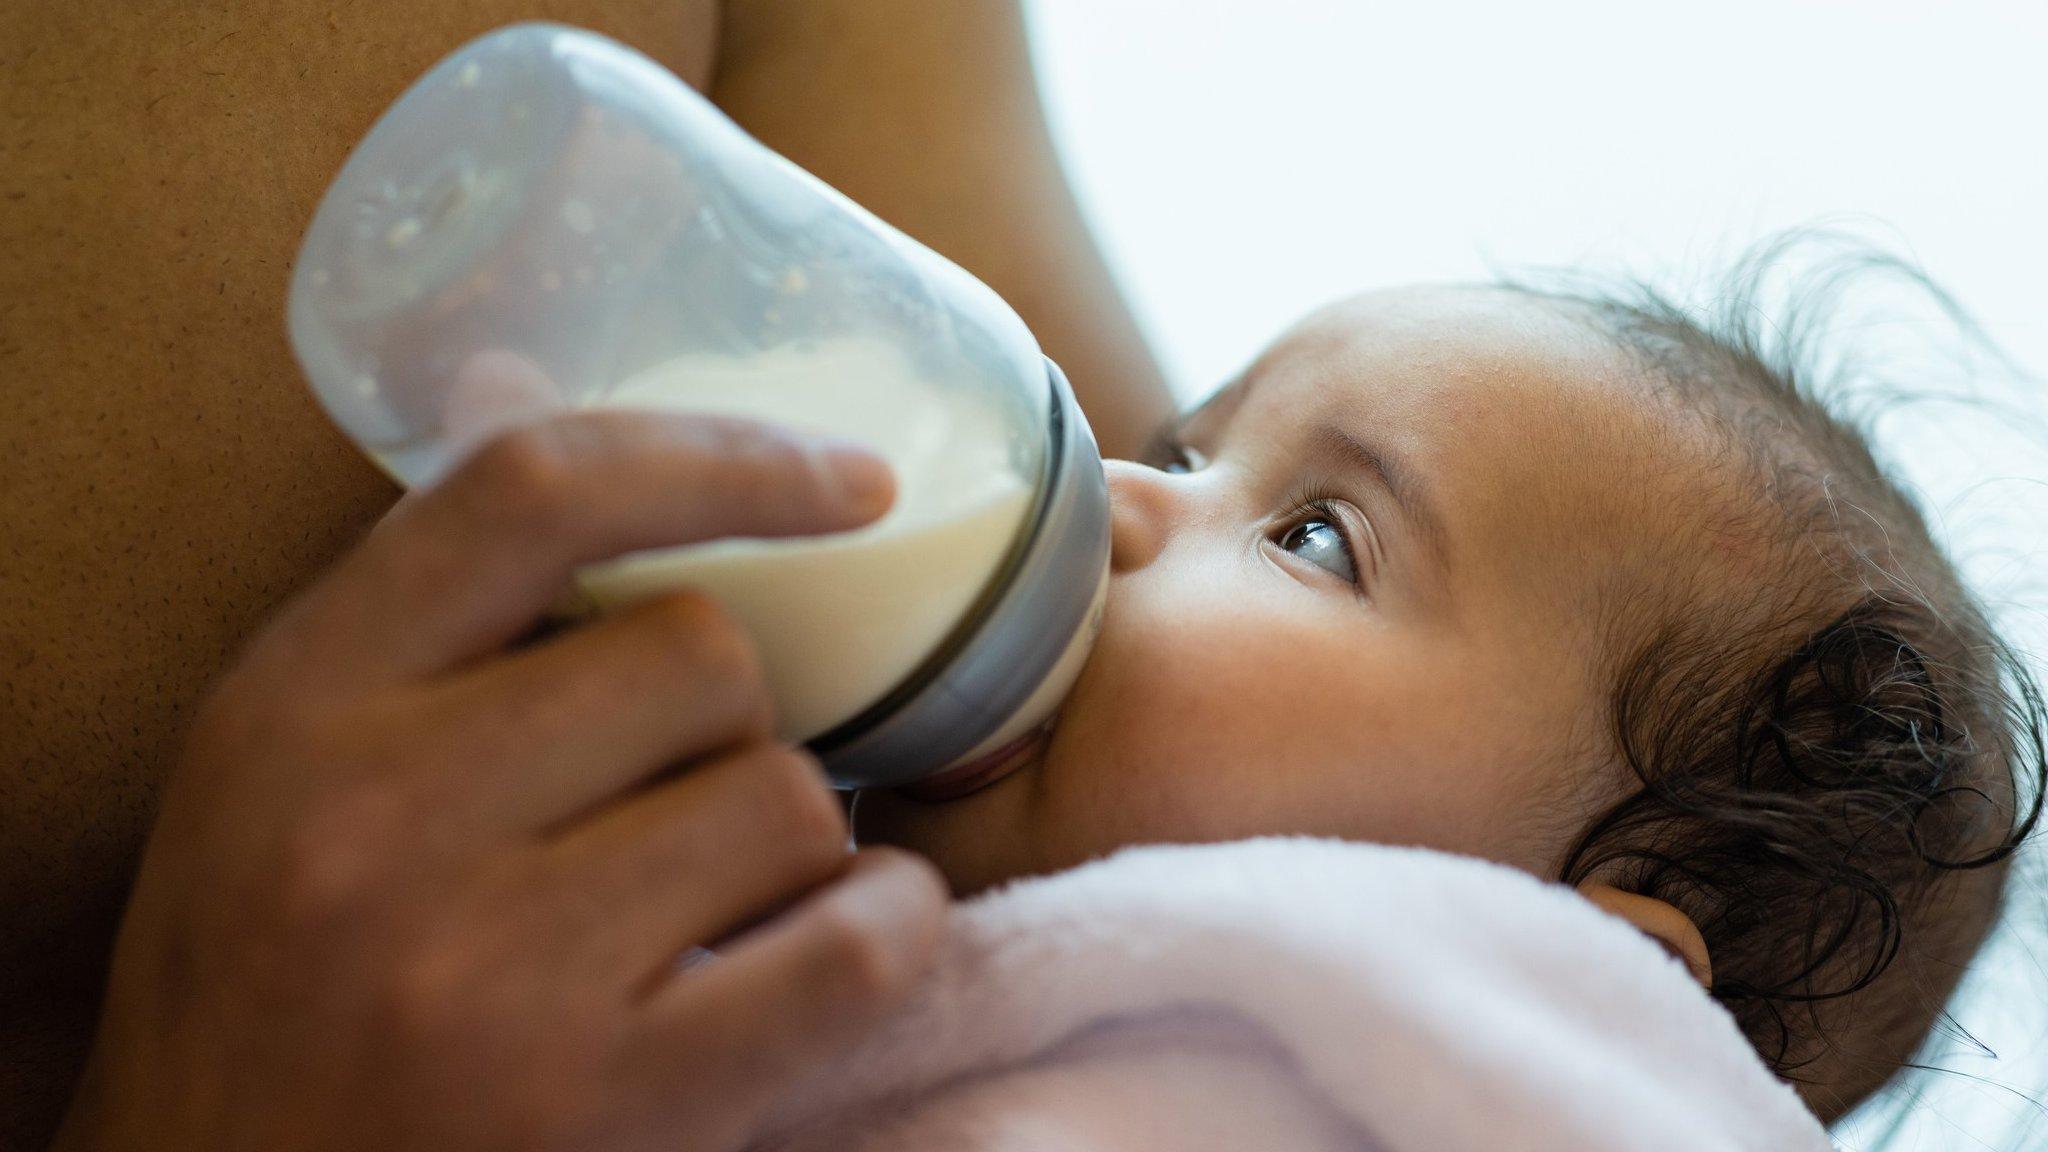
[746,836,1831,1152]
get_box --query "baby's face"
[855,287,1717,895]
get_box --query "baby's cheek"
[1091,600,1291,719]
[1049,673,1304,835]
[1059,659,1242,785]
[1044,569,1403,839]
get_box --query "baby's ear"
[1577,884,1713,989]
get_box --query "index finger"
[266,409,894,690]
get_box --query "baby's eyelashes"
[1278,515,1355,583]
[1273,498,1366,591]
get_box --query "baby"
[849,250,2043,1124]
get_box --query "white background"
[1025,3,2048,1146]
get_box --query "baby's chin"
[849,751,1043,897]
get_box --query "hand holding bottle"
[290,23,1109,790]
[54,408,947,1152]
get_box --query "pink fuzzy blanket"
[746,836,1829,1152]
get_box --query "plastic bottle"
[287,23,1108,789]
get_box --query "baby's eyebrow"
[1309,423,1453,575]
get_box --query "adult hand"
[52,410,947,1152]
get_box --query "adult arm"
[714,0,1179,459]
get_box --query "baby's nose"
[1104,459,1177,573]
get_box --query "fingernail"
[814,442,896,514]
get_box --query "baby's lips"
[890,719,1054,804]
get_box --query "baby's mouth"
[887,717,1055,804]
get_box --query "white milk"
[565,338,1035,742]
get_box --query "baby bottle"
[286,23,1109,790]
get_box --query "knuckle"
[379,936,476,1046]
[652,593,755,678]
[753,747,847,867]
[463,424,581,532]
[271,789,407,929]
[861,845,948,904]
[809,901,903,1005]
[647,594,772,732]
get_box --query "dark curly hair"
[1520,235,2046,1121]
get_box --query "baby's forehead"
[1243,287,1676,463]
[1248,285,1749,614]
[1271,285,1626,386]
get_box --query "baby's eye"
[1277,505,1359,585]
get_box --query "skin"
[54,411,951,1152]
[1,2,1166,1143]
[856,288,1718,989]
